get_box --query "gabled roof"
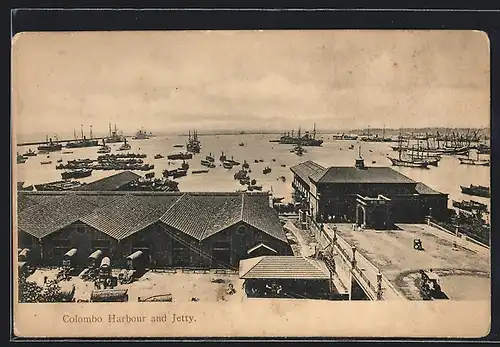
[290,161,327,186]
[247,243,277,255]
[415,182,446,195]
[242,194,287,242]
[79,194,179,240]
[312,166,416,184]
[17,191,287,244]
[239,256,331,280]
[17,194,100,239]
[75,171,141,191]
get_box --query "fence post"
[351,246,357,268]
[376,271,383,300]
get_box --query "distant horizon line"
[18,126,490,136]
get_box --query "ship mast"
[313,123,316,139]
[90,125,93,139]
[81,124,84,140]
[109,123,112,137]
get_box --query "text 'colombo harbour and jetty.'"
[16,123,490,303]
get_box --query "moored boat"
[452,199,488,213]
[388,157,429,169]
[117,139,131,151]
[263,167,272,174]
[192,169,210,174]
[172,169,188,178]
[459,157,490,166]
[41,160,52,165]
[460,184,490,198]
[61,169,93,180]
[154,154,164,159]
[38,136,63,152]
[167,152,193,160]
[23,149,37,157]
[223,161,234,169]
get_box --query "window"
[236,225,247,235]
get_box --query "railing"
[427,217,490,249]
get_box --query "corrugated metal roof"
[415,182,445,195]
[18,194,100,239]
[314,166,416,184]
[75,171,141,191]
[290,161,327,186]
[239,256,331,280]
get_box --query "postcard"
[12,29,491,338]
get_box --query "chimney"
[355,145,366,169]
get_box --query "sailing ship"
[360,125,393,142]
[186,130,201,154]
[66,125,99,148]
[105,123,126,143]
[459,151,490,166]
[274,124,323,146]
[116,138,131,151]
[38,136,63,152]
[387,132,429,168]
[460,184,490,198]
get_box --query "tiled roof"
[16,195,39,213]
[17,191,287,244]
[17,194,100,239]
[75,171,141,191]
[415,182,445,195]
[80,194,180,240]
[239,256,331,280]
[242,194,287,242]
[290,161,327,186]
[313,166,416,184]
[159,194,247,241]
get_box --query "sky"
[12,30,490,139]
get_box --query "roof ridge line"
[159,193,188,222]
[118,195,174,240]
[304,256,328,274]
[240,193,245,221]
[200,195,240,240]
[241,256,265,278]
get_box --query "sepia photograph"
[12,29,491,338]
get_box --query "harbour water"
[15,134,490,212]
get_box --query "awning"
[126,250,143,260]
[239,256,331,280]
